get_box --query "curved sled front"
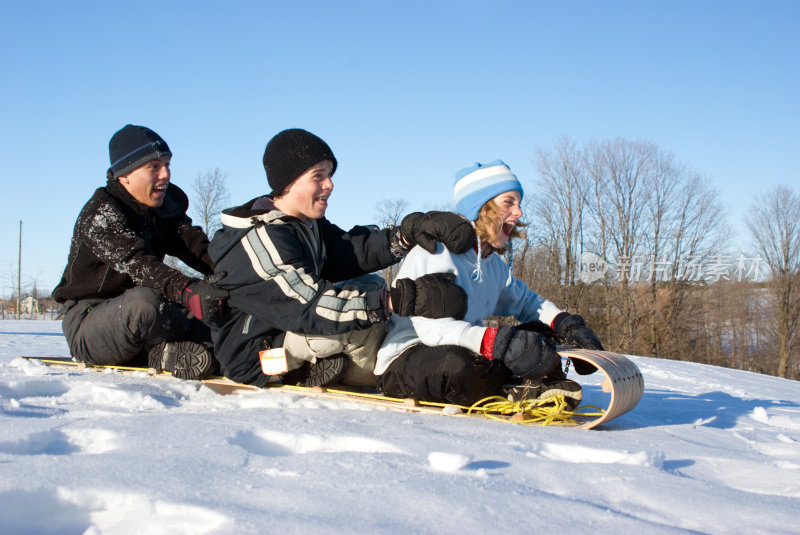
[558,349,644,429]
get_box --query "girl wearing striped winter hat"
[374,159,603,408]
[453,160,525,282]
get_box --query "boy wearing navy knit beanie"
[54,125,229,380]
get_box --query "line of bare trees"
[516,137,798,380]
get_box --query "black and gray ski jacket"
[53,178,213,305]
[208,196,404,386]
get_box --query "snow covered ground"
[1,320,798,534]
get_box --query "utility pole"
[16,220,21,320]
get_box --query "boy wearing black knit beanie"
[53,125,229,380]
[207,128,477,387]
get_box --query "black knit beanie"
[108,125,172,179]
[262,128,337,195]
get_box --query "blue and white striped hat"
[453,160,523,221]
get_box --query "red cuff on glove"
[551,311,569,330]
[181,282,205,321]
[480,327,498,359]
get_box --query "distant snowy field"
[1,320,799,534]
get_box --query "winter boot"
[504,377,582,409]
[282,353,348,387]
[147,341,218,380]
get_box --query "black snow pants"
[61,286,211,366]
[377,344,512,406]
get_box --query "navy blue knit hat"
[108,125,172,179]
[263,128,337,195]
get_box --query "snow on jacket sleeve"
[80,200,193,302]
[222,219,387,336]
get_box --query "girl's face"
[489,190,523,249]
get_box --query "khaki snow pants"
[281,274,388,387]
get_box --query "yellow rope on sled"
[467,395,606,426]
[280,384,603,426]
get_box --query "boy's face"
[118,156,171,210]
[274,160,334,221]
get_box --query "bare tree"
[25,269,47,300]
[374,198,409,228]
[584,138,657,352]
[646,162,729,360]
[513,194,550,287]
[192,168,231,238]
[374,199,410,284]
[532,137,591,311]
[746,186,800,378]
[525,137,730,359]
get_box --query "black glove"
[483,326,561,379]
[400,211,475,254]
[552,312,602,375]
[181,273,230,323]
[390,273,468,320]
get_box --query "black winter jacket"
[53,178,213,304]
[208,196,403,386]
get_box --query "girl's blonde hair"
[474,200,526,255]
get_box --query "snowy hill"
[1,320,798,534]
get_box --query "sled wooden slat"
[558,349,645,429]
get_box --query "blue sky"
[0,0,798,296]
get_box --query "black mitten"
[400,211,475,254]
[390,273,468,319]
[552,312,602,375]
[482,326,561,379]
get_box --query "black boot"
[282,354,348,387]
[504,377,582,409]
[147,341,219,380]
